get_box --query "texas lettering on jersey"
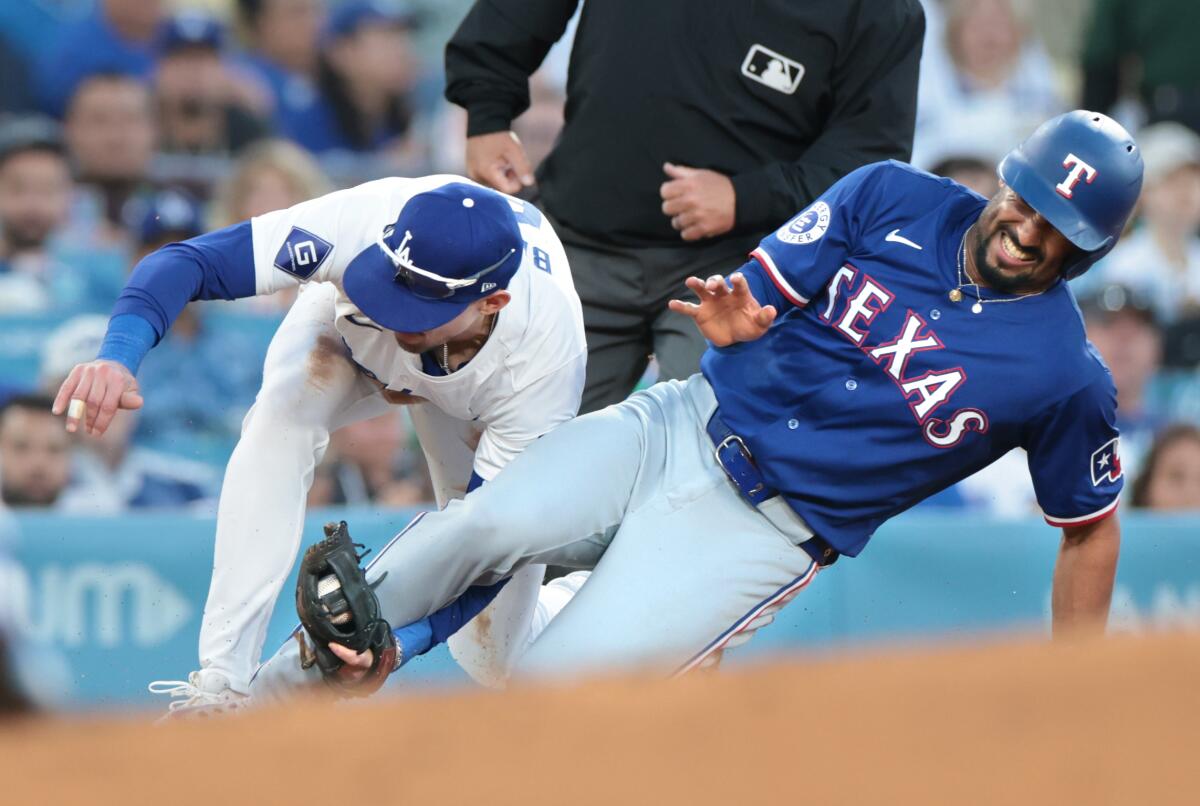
[817,263,988,449]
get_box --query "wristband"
[96,314,158,375]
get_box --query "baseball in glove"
[295,521,398,696]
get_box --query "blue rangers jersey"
[703,161,1122,557]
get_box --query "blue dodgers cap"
[342,182,523,332]
[156,12,226,54]
[322,0,418,43]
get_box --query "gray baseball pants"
[252,374,821,692]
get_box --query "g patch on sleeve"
[273,227,332,279]
[1090,437,1122,486]
[776,201,831,245]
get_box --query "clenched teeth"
[1000,231,1035,262]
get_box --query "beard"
[971,229,1044,294]
[1,481,61,507]
[1,217,55,252]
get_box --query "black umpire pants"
[554,219,760,414]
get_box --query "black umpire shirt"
[446,0,925,248]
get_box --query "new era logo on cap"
[274,227,333,279]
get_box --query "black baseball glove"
[295,521,397,696]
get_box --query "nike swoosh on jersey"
[885,229,923,250]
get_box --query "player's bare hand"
[466,131,535,195]
[668,272,776,346]
[329,642,373,685]
[660,163,736,241]
[51,360,143,435]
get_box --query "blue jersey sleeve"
[1022,375,1123,527]
[100,223,257,373]
[750,162,887,309]
[733,259,790,312]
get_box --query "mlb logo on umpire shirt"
[741,44,804,95]
[274,226,333,279]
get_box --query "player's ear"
[480,290,511,315]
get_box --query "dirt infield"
[3,633,1197,805]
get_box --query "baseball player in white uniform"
[53,177,588,713]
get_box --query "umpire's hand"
[466,131,535,195]
[669,273,776,347]
[660,163,736,241]
[52,360,143,435]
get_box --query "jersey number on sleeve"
[531,246,552,273]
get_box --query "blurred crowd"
[0,0,571,517]
[0,0,1198,521]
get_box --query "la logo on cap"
[396,230,414,263]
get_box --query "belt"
[706,409,838,567]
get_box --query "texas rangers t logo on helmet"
[1055,153,1098,199]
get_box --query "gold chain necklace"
[951,225,1048,314]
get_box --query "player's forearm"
[102,222,257,373]
[1051,514,1121,636]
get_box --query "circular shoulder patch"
[776,201,831,245]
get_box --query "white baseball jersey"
[248,174,587,481]
[194,176,586,692]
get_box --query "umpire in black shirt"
[447,0,925,413]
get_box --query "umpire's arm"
[1051,512,1121,636]
[444,0,579,137]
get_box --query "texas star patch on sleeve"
[273,226,333,279]
[1090,437,1122,486]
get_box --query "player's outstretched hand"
[466,131,535,195]
[668,272,777,347]
[328,642,373,686]
[52,359,143,436]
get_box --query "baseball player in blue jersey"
[263,110,1145,688]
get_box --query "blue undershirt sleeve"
[392,580,510,665]
[101,222,257,373]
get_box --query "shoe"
[148,670,248,719]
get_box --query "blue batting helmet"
[998,110,1143,279]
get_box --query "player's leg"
[406,403,550,688]
[513,491,820,678]
[250,399,646,696]
[195,284,388,694]
[274,376,710,677]
[513,373,823,678]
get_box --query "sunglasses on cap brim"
[375,232,515,300]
